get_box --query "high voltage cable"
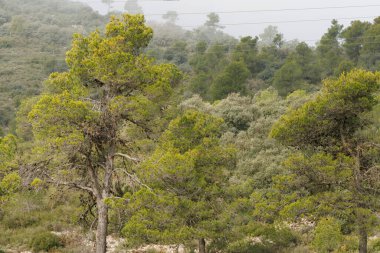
[4,17,379,37]
[71,1,380,16]
[143,4,380,16]
[181,16,378,28]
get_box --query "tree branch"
[115,168,155,195]
[114,153,141,163]
[339,125,354,156]
[45,178,94,194]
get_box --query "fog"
[71,0,380,44]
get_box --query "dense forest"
[0,0,380,253]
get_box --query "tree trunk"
[359,225,367,253]
[198,238,206,253]
[96,197,108,253]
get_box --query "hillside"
[0,1,379,253]
[0,0,107,130]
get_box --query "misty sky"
[72,0,380,45]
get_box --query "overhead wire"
[2,15,378,35]
[70,1,380,17]
[180,16,378,28]
[2,4,379,56]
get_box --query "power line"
[146,4,380,16]
[182,16,378,28]
[3,15,378,36]
[72,1,380,16]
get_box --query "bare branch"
[359,142,380,150]
[115,167,155,195]
[114,153,141,163]
[45,178,94,194]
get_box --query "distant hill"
[0,0,107,130]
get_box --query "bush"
[2,212,39,229]
[227,240,274,253]
[312,217,343,253]
[335,235,358,253]
[29,232,63,252]
[369,238,380,252]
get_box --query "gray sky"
[72,0,380,45]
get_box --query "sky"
[71,0,380,45]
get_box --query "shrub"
[311,217,343,253]
[2,212,39,229]
[369,238,380,252]
[227,240,274,253]
[30,232,63,252]
[334,235,358,253]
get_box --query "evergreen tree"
[270,69,380,253]
[123,110,236,253]
[360,17,380,70]
[26,14,181,253]
[341,20,371,64]
[210,61,250,100]
[317,20,344,77]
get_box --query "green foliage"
[29,231,63,252]
[0,172,21,198]
[341,20,371,63]
[0,189,83,248]
[0,134,17,171]
[270,69,380,251]
[273,59,303,96]
[124,0,143,14]
[121,189,188,247]
[360,17,380,70]
[223,224,298,253]
[0,134,20,205]
[180,90,305,251]
[29,91,93,145]
[163,40,188,65]
[213,93,258,132]
[22,13,182,252]
[123,110,236,247]
[232,36,260,75]
[205,13,222,28]
[2,1,380,251]
[271,69,380,149]
[369,238,380,252]
[2,209,40,229]
[210,61,250,100]
[273,42,320,96]
[0,0,106,130]
[27,13,181,159]
[317,20,344,77]
[335,236,359,253]
[188,42,231,100]
[312,217,343,253]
